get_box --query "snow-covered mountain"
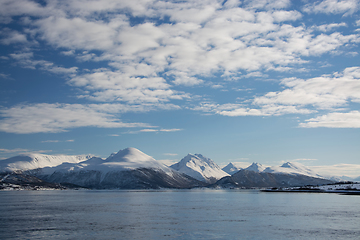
[244,162,266,172]
[222,162,242,175]
[0,153,93,173]
[0,148,205,189]
[47,147,171,174]
[263,162,323,179]
[242,162,326,179]
[38,148,204,189]
[170,154,229,183]
[211,169,333,189]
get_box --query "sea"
[0,189,359,239]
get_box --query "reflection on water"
[0,189,359,239]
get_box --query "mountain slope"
[170,154,229,183]
[222,162,242,175]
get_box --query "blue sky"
[0,0,360,177]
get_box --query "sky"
[0,0,359,177]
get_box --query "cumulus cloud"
[243,0,291,10]
[300,111,360,128]
[254,67,360,109]
[0,29,28,45]
[4,0,356,84]
[313,22,347,32]
[0,103,150,134]
[0,0,49,24]
[9,52,78,74]
[193,66,360,127]
[69,69,187,103]
[303,0,360,16]
[193,102,313,116]
[1,0,360,133]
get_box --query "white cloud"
[140,128,182,133]
[0,148,52,159]
[0,73,11,79]
[0,103,150,134]
[254,67,360,109]
[0,148,32,154]
[311,163,360,178]
[41,139,75,143]
[314,22,347,32]
[2,0,357,91]
[159,128,182,132]
[291,158,318,161]
[1,0,360,133]
[300,111,360,128]
[69,69,186,103]
[303,0,359,16]
[9,52,78,74]
[193,101,313,117]
[272,10,302,22]
[194,66,360,125]
[41,140,60,143]
[6,0,355,86]
[0,0,50,24]
[125,128,182,134]
[108,134,120,137]
[140,129,158,132]
[243,0,291,10]
[35,16,119,51]
[0,29,28,45]
[163,153,178,156]
[173,74,204,86]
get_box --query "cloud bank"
[0,0,360,133]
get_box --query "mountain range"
[0,147,357,190]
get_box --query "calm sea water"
[0,189,359,239]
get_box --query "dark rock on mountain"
[0,172,67,190]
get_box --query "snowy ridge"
[222,162,242,175]
[242,161,324,179]
[0,153,93,173]
[244,162,266,172]
[171,154,229,183]
[43,148,173,174]
[263,162,324,178]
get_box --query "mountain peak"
[106,147,154,162]
[263,161,322,178]
[222,162,242,175]
[245,162,266,172]
[281,162,300,168]
[171,153,229,183]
